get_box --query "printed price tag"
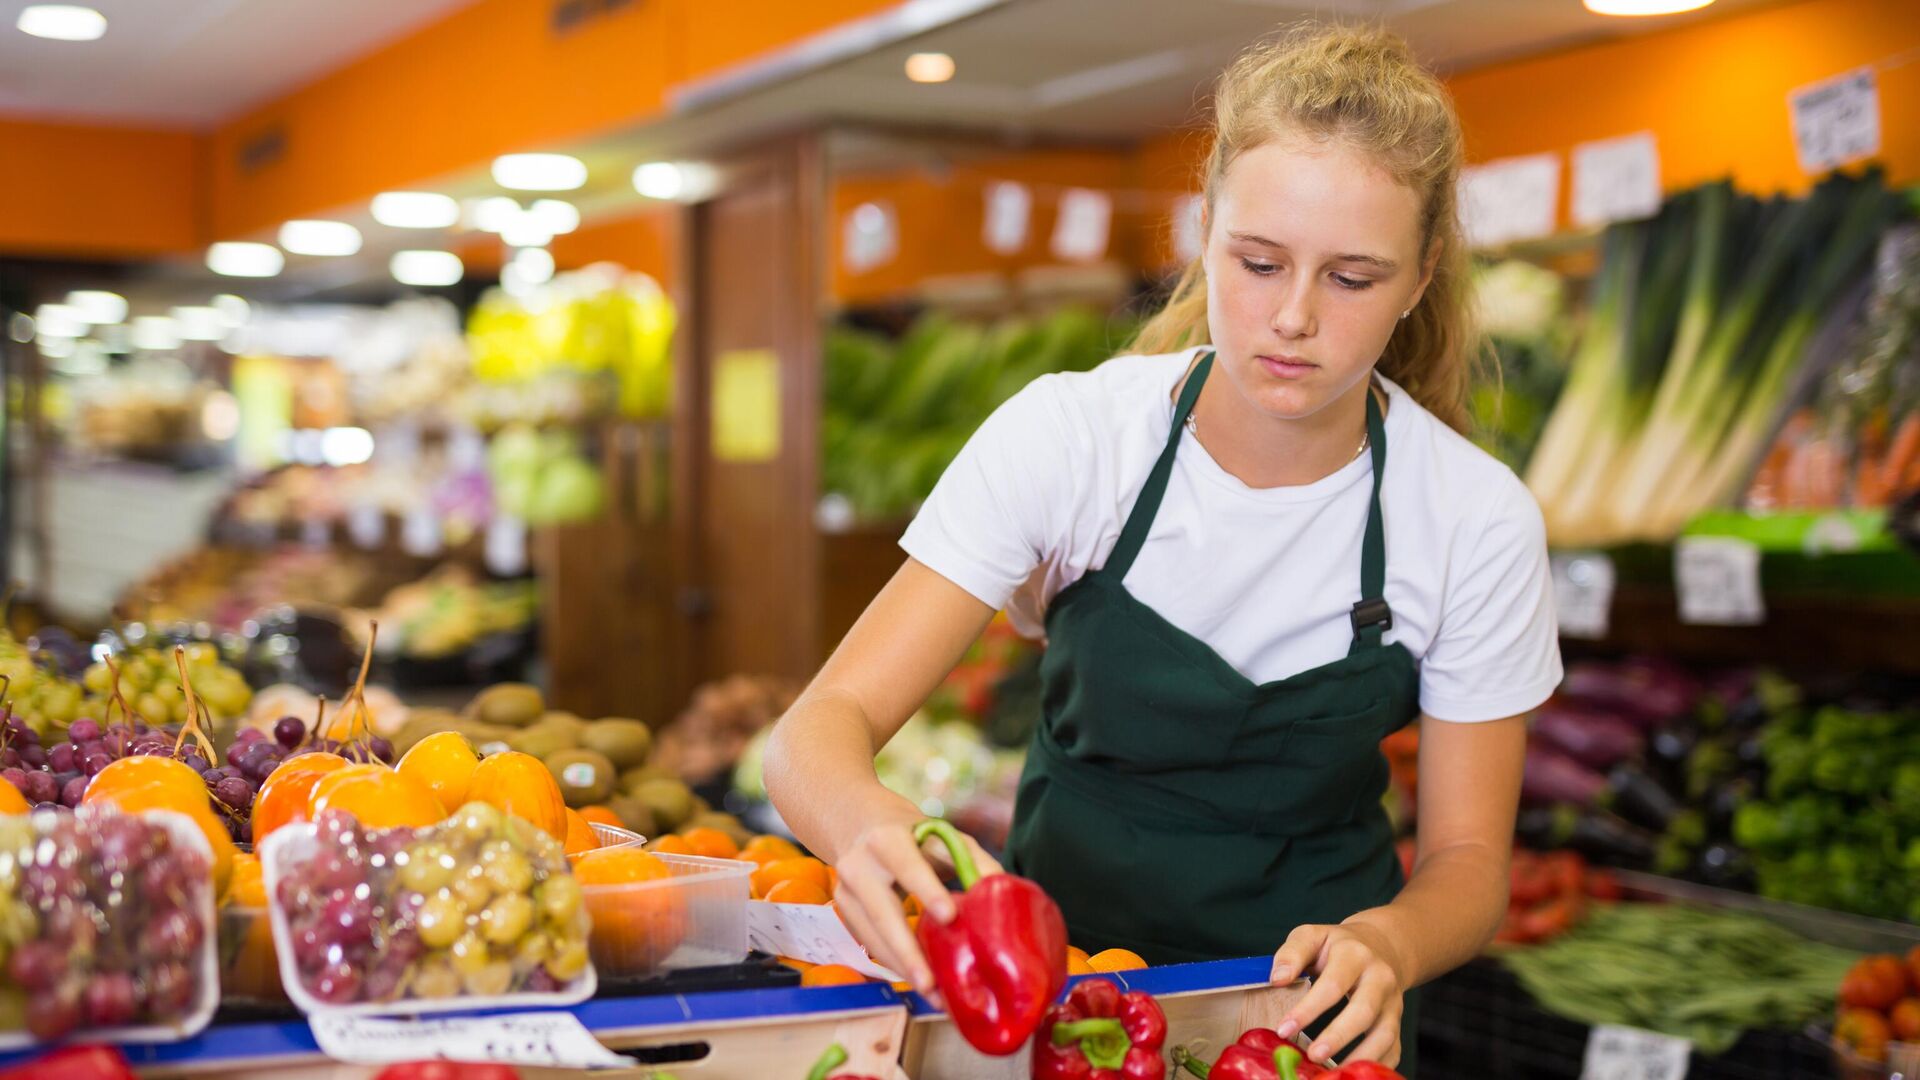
[1581,1024,1691,1080]
[310,1012,633,1069]
[1551,551,1615,640]
[1572,132,1661,228]
[1790,67,1880,174]
[747,901,902,982]
[983,182,1032,255]
[843,200,898,273]
[484,515,528,576]
[1674,536,1765,626]
[1458,153,1560,249]
[1051,188,1112,263]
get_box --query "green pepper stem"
[806,1043,849,1080]
[1052,1017,1129,1070]
[1172,1046,1210,1078]
[912,819,980,890]
[1275,1044,1303,1080]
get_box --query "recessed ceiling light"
[16,5,106,42]
[1583,0,1714,14]
[529,199,580,236]
[511,247,556,286]
[371,191,460,229]
[470,196,522,233]
[212,294,252,328]
[391,251,464,288]
[66,290,126,325]
[906,52,955,83]
[207,242,285,278]
[131,316,180,352]
[32,304,85,339]
[632,162,684,200]
[492,153,587,192]
[171,307,225,341]
[279,220,362,257]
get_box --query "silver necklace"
[1184,409,1370,462]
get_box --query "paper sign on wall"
[1790,67,1880,174]
[747,901,902,982]
[310,1013,633,1070]
[844,200,898,273]
[1675,536,1765,626]
[1051,188,1112,263]
[1573,132,1661,228]
[1551,551,1616,641]
[712,349,782,463]
[1581,1024,1691,1080]
[1458,154,1560,250]
[984,182,1032,255]
[1172,193,1205,264]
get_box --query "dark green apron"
[1005,351,1422,1072]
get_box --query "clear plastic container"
[261,810,597,1018]
[579,822,644,856]
[580,851,751,979]
[0,807,218,1048]
[217,905,288,1005]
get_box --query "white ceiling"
[0,0,476,126]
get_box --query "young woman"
[765,24,1560,1073]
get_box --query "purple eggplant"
[1522,745,1609,807]
[1531,705,1644,770]
[1559,657,1701,729]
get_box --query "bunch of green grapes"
[81,643,252,729]
[0,639,85,739]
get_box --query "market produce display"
[1032,977,1166,1079]
[485,424,604,528]
[0,805,215,1041]
[823,307,1130,522]
[80,643,253,733]
[1471,258,1570,472]
[465,266,675,422]
[1832,947,1920,1065]
[262,803,592,1006]
[1496,902,1854,1053]
[1525,170,1910,545]
[1173,1031,1404,1079]
[346,567,537,661]
[662,674,799,787]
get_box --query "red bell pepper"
[372,1066,520,1080]
[1031,977,1166,1079]
[806,1043,881,1080]
[0,1046,138,1080]
[1174,1038,1322,1080]
[913,818,1069,1056]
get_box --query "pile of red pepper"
[1171,1028,1404,1080]
[1494,848,1620,945]
[1031,977,1167,1079]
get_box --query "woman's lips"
[1258,354,1317,379]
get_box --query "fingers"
[1306,958,1400,1066]
[918,830,1004,885]
[835,838,940,993]
[1270,923,1330,986]
[877,829,959,923]
[1346,1015,1402,1070]
[1274,933,1366,1042]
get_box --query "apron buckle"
[1350,597,1393,634]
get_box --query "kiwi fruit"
[619,763,674,794]
[509,715,581,759]
[392,709,459,755]
[468,683,544,728]
[537,711,588,741]
[579,718,652,769]
[606,794,657,837]
[544,749,616,808]
[687,811,751,848]
[632,778,696,834]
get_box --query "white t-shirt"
[900,348,1563,723]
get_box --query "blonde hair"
[1133,22,1481,433]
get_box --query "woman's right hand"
[830,814,1003,997]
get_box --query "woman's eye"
[1332,274,1373,291]
[1239,258,1277,276]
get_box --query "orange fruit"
[1067,947,1096,975]
[739,835,800,865]
[801,964,866,987]
[0,778,27,816]
[575,847,686,974]
[902,893,923,917]
[225,851,268,907]
[563,808,597,857]
[1088,948,1147,973]
[396,731,479,813]
[680,827,739,860]
[751,857,831,900]
[648,835,695,856]
[251,752,348,844]
[776,955,816,974]
[468,751,568,841]
[578,806,624,830]
[764,879,832,905]
[84,755,209,811]
[309,764,444,830]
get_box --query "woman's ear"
[1407,237,1443,311]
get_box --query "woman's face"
[1203,137,1437,423]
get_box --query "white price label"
[1790,67,1880,174]
[310,1012,633,1070]
[1675,536,1765,626]
[400,506,444,558]
[1582,1024,1691,1080]
[1572,132,1662,228]
[1552,551,1616,640]
[300,518,332,550]
[484,515,529,576]
[1051,188,1112,263]
[747,901,902,982]
[346,504,386,549]
[1458,153,1560,249]
[843,200,898,273]
[983,182,1032,255]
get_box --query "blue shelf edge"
[903,954,1273,1016]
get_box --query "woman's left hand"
[1268,920,1408,1068]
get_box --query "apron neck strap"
[1105,350,1211,581]
[1350,384,1392,652]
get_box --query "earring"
[1400,310,1411,320]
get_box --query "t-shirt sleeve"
[899,377,1083,610]
[1418,478,1563,722]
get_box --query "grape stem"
[334,620,379,757]
[170,646,219,766]
[101,654,150,731]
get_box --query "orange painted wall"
[0,118,200,258]
[550,210,677,287]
